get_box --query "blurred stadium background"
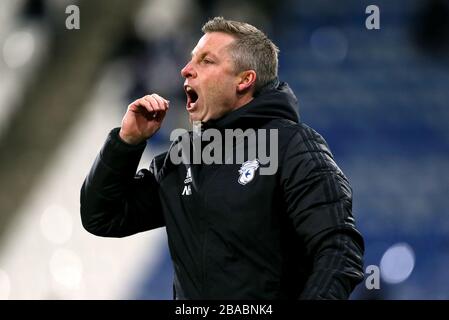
[0,0,448,299]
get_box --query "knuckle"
[152,93,165,102]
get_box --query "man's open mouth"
[184,85,199,110]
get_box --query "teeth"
[184,85,198,108]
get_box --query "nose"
[181,61,196,78]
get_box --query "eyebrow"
[191,51,218,60]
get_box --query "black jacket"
[80,80,364,299]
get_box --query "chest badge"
[238,159,260,185]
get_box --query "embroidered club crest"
[238,159,260,185]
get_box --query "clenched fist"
[119,94,169,145]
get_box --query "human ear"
[236,70,257,94]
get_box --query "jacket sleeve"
[280,126,365,299]
[80,127,165,237]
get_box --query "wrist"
[118,129,144,145]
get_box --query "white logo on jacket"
[182,185,191,195]
[238,159,260,185]
[182,168,192,195]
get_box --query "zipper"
[200,228,208,296]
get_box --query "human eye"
[202,57,214,64]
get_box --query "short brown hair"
[202,17,279,93]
